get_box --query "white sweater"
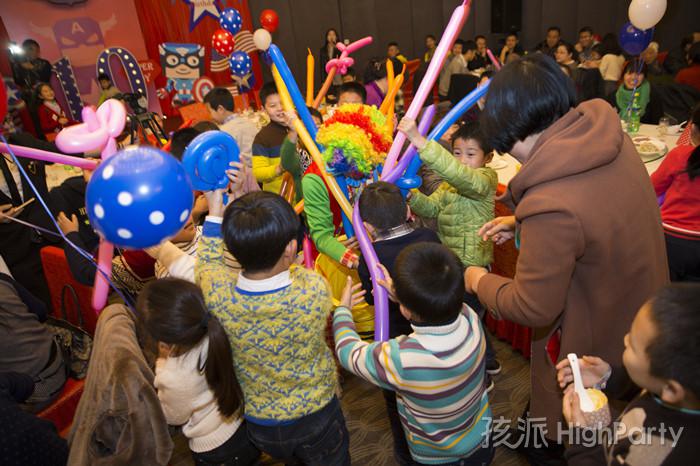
[154,337,242,452]
[599,54,625,82]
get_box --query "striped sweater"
[333,305,491,465]
[195,218,337,423]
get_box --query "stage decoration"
[52,57,83,121]
[192,76,215,102]
[212,28,235,56]
[259,9,279,33]
[138,59,162,85]
[253,28,272,51]
[97,47,149,102]
[219,7,242,35]
[183,0,221,31]
[158,42,205,106]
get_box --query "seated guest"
[664,32,699,76]
[97,73,119,106]
[575,27,598,63]
[651,104,700,281]
[35,83,75,141]
[334,243,493,465]
[0,372,69,466]
[598,34,626,95]
[675,42,700,92]
[364,56,403,108]
[499,32,524,66]
[642,42,669,84]
[387,41,407,64]
[252,83,290,193]
[0,273,66,412]
[438,40,477,101]
[608,62,663,124]
[534,26,561,57]
[423,34,437,63]
[557,283,700,465]
[555,42,579,77]
[470,35,490,70]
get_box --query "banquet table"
[484,123,681,358]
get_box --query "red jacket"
[651,144,700,239]
[675,64,700,92]
[37,102,74,136]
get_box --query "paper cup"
[582,388,611,428]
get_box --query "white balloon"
[253,29,272,51]
[628,0,667,30]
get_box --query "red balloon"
[211,28,235,56]
[260,9,279,33]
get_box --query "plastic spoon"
[567,353,595,412]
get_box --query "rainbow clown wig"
[316,104,392,180]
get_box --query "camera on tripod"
[114,92,148,115]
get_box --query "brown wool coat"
[478,99,669,437]
[68,304,173,465]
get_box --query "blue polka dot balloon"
[229,51,252,77]
[86,147,194,249]
[219,8,243,35]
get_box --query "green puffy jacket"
[409,140,498,267]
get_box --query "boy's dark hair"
[480,70,494,81]
[622,60,648,78]
[558,42,579,61]
[259,82,279,107]
[222,191,299,272]
[137,278,243,417]
[647,283,700,399]
[579,26,593,35]
[193,120,219,132]
[203,87,234,112]
[451,120,493,154]
[22,38,39,49]
[547,26,561,34]
[338,81,367,103]
[388,41,399,48]
[358,181,406,231]
[463,40,477,52]
[97,73,111,82]
[591,43,605,57]
[454,39,466,48]
[169,127,201,161]
[307,106,322,121]
[475,35,486,42]
[393,243,465,324]
[506,32,519,40]
[426,34,436,41]
[479,54,575,153]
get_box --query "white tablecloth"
[487,123,682,187]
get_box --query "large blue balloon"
[619,22,653,56]
[229,51,252,77]
[219,8,243,35]
[86,147,194,249]
[182,130,240,191]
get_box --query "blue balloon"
[619,22,653,56]
[182,131,240,191]
[86,147,194,249]
[219,8,243,35]
[229,51,252,77]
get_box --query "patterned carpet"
[171,334,531,466]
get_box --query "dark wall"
[249,0,699,85]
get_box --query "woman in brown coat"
[465,54,668,464]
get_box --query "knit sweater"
[195,218,337,423]
[409,141,497,267]
[334,305,491,465]
[155,337,242,453]
[651,144,700,239]
[252,121,288,193]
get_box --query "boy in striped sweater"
[334,243,493,465]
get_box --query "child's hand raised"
[203,189,227,217]
[340,276,366,309]
[226,161,247,196]
[397,117,428,151]
[555,355,611,392]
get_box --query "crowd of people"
[1,22,700,466]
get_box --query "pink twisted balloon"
[55,99,127,312]
[325,36,373,75]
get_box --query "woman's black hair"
[34,82,52,101]
[647,283,700,399]
[479,54,575,153]
[364,56,403,83]
[599,33,622,56]
[322,28,339,48]
[685,103,700,180]
[557,42,578,62]
[137,278,242,417]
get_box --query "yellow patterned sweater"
[195,218,337,423]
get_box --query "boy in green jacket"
[398,118,501,386]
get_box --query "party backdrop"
[0,0,158,115]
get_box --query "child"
[195,190,350,465]
[356,181,440,465]
[557,283,700,465]
[387,41,408,64]
[137,278,259,465]
[334,242,493,465]
[252,83,289,193]
[439,40,477,101]
[36,83,74,141]
[608,62,662,125]
[398,119,501,382]
[279,107,323,204]
[97,73,119,106]
[337,81,367,105]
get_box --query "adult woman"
[608,61,663,124]
[597,33,626,95]
[318,29,342,87]
[363,56,403,108]
[651,104,700,281]
[554,42,578,77]
[466,54,668,460]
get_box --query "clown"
[158,43,205,106]
[301,103,392,340]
